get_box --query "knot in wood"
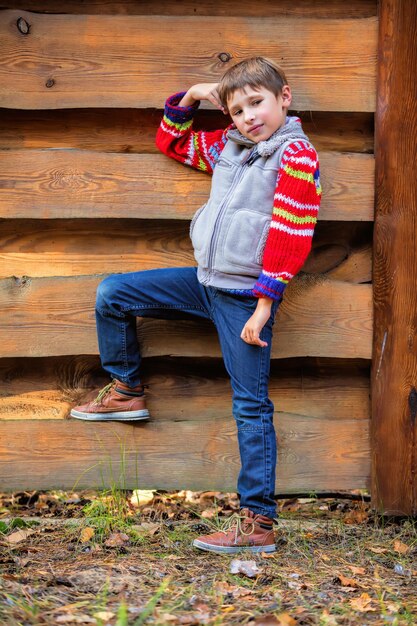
[45,78,55,88]
[218,52,232,63]
[408,387,417,425]
[17,17,30,35]
[14,275,30,288]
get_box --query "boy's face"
[227,85,292,143]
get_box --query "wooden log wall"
[0,1,377,494]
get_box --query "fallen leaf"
[394,539,410,554]
[276,613,297,626]
[104,532,129,547]
[350,592,377,612]
[130,489,155,506]
[201,508,221,519]
[230,559,261,578]
[214,581,254,599]
[178,616,200,625]
[348,565,366,576]
[337,573,361,588]
[132,522,160,535]
[6,529,35,544]
[261,551,276,558]
[254,615,281,625]
[159,613,179,622]
[221,606,235,613]
[369,546,388,554]
[213,581,237,595]
[93,611,115,621]
[255,613,297,626]
[80,527,94,543]
[344,509,369,524]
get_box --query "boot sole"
[192,539,276,554]
[70,409,150,421]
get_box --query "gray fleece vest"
[190,116,310,290]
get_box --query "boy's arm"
[253,142,322,300]
[156,91,231,174]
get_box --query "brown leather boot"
[70,380,149,421]
[193,508,276,554]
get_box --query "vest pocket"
[221,209,271,271]
[190,203,209,266]
[190,203,206,241]
[255,220,271,265]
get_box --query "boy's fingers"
[209,89,225,112]
[241,327,268,347]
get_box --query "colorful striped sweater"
[156,92,322,301]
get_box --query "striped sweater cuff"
[165,92,200,124]
[252,273,287,301]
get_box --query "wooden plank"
[0,150,375,221]
[0,413,370,492]
[0,274,373,358]
[371,0,417,516]
[0,11,377,111]
[327,245,372,284]
[0,219,372,280]
[0,356,371,422]
[0,108,374,154]
[0,0,377,18]
[305,221,373,284]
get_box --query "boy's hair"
[217,57,288,107]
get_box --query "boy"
[71,57,321,554]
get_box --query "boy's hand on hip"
[240,297,274,347]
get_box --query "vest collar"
[226,116,310,157]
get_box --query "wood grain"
[0,11,377,111]
[371,0,417,516]
[0,219,373,280]
[0,108,374,154]
[0,355,371,422]
[0,413,370,492]
[0,0,377,18]
[0,274,372,358]
[0,150,375,221]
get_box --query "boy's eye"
[233,110,242,116]
[252,100,262,106]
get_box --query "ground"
[0,490,416,625]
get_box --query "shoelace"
[93,381,149,404]
[220,512,255,542]
[94,381,116,404]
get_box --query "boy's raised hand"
[179,83,226,113]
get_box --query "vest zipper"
[206,148,258,276]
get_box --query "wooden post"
[372,0,417,515]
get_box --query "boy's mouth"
[248,123,263,134]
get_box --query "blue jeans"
[95,267,280,519]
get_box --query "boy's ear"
[281,85,292,109]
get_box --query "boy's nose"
[244,110,255,123]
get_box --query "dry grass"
[0,490,416,625]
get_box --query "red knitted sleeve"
[156,92,230,174]
[252,142,322,300]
